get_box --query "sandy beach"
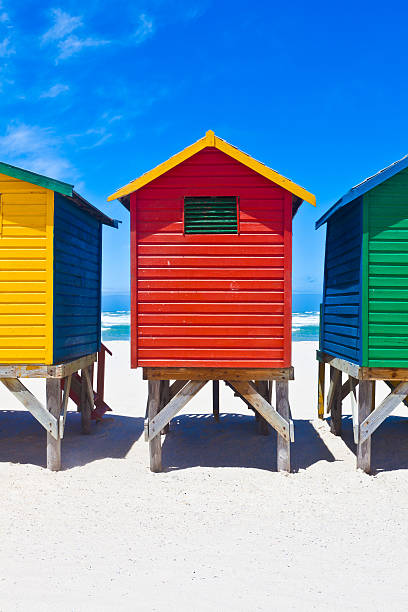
[0,340,407,611]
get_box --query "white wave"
[292,311,319,331]
[102,311,130,327]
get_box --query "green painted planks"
[366,168,408,367]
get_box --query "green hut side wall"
[365,167,408,367]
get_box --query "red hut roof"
[107,130,316,208]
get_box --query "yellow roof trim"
[107,130,316,205]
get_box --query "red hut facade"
[108,131,315,472]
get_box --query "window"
[184,197,238,234]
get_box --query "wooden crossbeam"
[360,381,408,444]
[385,380,408,408]
[148,380,208,441]
[228,380,293,442]
[169,380,188,400]
[144,367,294,381]
[0,378,59,439]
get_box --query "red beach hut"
[108,130,315,472]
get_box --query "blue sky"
[1,0,408,296]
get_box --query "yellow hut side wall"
[0,172,54,364]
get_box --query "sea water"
[101,293,321,342]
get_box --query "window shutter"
[184,197,238,234]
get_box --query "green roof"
[0,161,73,196]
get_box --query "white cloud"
[42,8,82,43]
[0,123,75,181]
[0,36,14,57]
[40,83,69,98]
[57,35,110,60]
[134,13,154,44]
[0,0,8,23]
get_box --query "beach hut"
[316,154,408,472]
[108,130,315,472]
[0,161,117,470]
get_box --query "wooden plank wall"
[321,198,363,363]
[367,168,408,367]
[0,172,53,363]
[53,193,102,362]
[132,147,292,368]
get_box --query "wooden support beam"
[341,377,358,401]
[169,380,188,400]
[0,378,59,439]
[80,367,92,434]
[144,367,294,381]
[317,351,361,378]
[360,380,408,444]
[329,366,342,436]
[349,376,359,444]
[148,381,208,441]
[148,380,162,472]
[276,381,291,472]
[357,380,375,473]
[318,361,325,419]
[385,380,408,408]
[160,380,170,435]
[256,381,270,435]
[59,375,72,439]
[228,381,293,442]
[212,380,220,422]
[46,378,62,471]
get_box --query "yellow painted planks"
[0,180,53,364]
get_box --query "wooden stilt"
[318,362,325,419]
[276,380,290,472]
[161,380,170,434]
[357,380,375,473]
[257,381,270,435]
[80,367,91,434]
[148,380,162,472]
[46,378,62,471]
[212,380,220,421]
[329,366,342,435]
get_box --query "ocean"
[101,293,321,342]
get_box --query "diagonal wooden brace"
[59,375,72,439]
[360,380,408,444]
[228,380,294,442]
[148,380,208,441]
[349,376,359,443]
[0,377,59,440]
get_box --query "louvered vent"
[184,197,238,234]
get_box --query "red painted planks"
[130,146,291,368]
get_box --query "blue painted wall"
[53,193,102,362]
[320,198,363,363]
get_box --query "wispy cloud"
[134,13,154,44]
[41,8,82,43]
[42,8,110,62]
[40,83,69,98]
[57,35,110,60]
[0,36,14,57]
[0,123,75,181]
[0,0,9,23]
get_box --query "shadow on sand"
[338,414,408,473]
[162,413,336,472]
[0,409,144,470]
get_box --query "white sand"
[0,341,407,611]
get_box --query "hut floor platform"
[143,367,295,473]
[317,350,408,473]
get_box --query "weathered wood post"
[276,380,290,472]
[357,380,375,473]
[161,380,170,434]
[80,367,92,434]
[329,366,342,435]
[46,378,62,471]
[212,380,220,422]
[318,362,325,419]
[148,380,162,472]
[256,380,270,435]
